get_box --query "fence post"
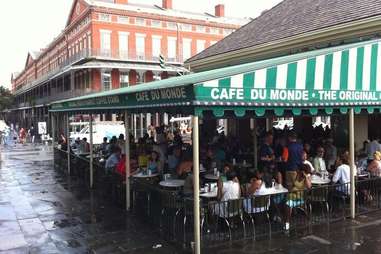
[349,108,355,219]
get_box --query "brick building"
[10,0,247,128]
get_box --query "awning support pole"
[349,108,356,219]
[51,113,55,148]
[125,111,131,211]
[252,118,258,170]
[66,113,71,175]
[192,115,201,254]
[89,114,94,189]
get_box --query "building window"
[101,70,111,91]
[100,30,111,56]
[151,20,162,28]
[182,38,192,61]
[196,25,206,33]
[136,33,146,60]
[118,32,129,59]
[118,16,129,24]
[152,35,161,60]
[167,22,177,30]
[209,27,219,34]
[167,37,177,62]
[99,13,111,22]
[135,17,145,26]
[120,72,129,87]
[196,40,205,53]
[223,28,233,35]
[181,23,192,32]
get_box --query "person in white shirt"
[332,152,351,195]
[302,150,315,173]
[215,171,240,218]
[368,138,381,160]
[313,147,327,174]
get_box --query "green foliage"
[0,86,14,111]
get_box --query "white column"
[146,113,151,128]
[89,114,94,188]
[155,113,160,127]
[140,113,144,138]
[66,113,71,175]
[133,114,137,142]
[266,118,272,132]
[125,111,131,210]
[349,108,356,219]
[192,115,200,254]
[164,113,169,125]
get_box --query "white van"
[70,121,125,144]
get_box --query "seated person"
[367,151,381,177]
[302,150,315,173]
[215,170,241,218]
[116,156,138,176]
[105,146,121,173]
[147,151,160,174]
[285,164,312,230]
[332,152,352,195]
[244,172,273,214]
[137,146,149,169]
[313,147,327,175]
[220,163,234,182]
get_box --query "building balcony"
[13,48,185,96]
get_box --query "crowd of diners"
[57,122,381,230]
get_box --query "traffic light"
[159,54,166,69]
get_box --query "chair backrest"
[252,195,270,210]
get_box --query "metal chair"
[243,195,271,238]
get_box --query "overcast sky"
[0,0,282,89]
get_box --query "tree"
[0,86,14,111]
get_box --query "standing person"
[19,127,26,145]
[29,124,36,144]
[259,132,275,170]
[285,132,304,190]
[324,139,337,171]
[368,137,381,161]
[117,134,125,154]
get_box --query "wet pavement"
[2,144,381,253]
[0,144,181,254]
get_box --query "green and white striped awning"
[194,40,381,116]
[51,38,381,117]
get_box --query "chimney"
[215,4,225,17]
[115,0,128,4]
[162,0,172,9]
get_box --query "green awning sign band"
[195,42,381,106]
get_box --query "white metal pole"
[133,114,137,142]
[89,114,94,189]
[349,108,356,219]
[252,118,258,170]
[66,113,71,175]
[192,115,201,254]
[140,113,144,138]
[125,111,131,211]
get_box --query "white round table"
[132,172,159,178]
[159,179,185,188]
[311,176,331,185]
[254,185,288,196]
[204,174,219,181]
[200,189,218,198]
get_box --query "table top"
[132,172,159,178]
[358,172,370,178]
[200,189,217,198]
[204,174,219,181]
[254,185,288,196]
[311,175,331,185]
[159,179,185,188]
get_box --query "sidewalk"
[0,144,181,254]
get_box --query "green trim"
[323,54,333,90]
[370,44,378,91]
[356,47,365,91]
[340,50,349,90]
[286,62,297,89]
[266,67,277,89]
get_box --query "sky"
[0,0,282,89]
